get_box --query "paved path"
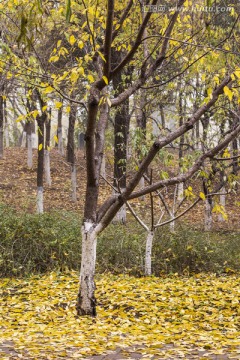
[1,342,240,359]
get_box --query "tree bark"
[57,105,64,156]
[204,198,213,231]
[27,129,33,168]
[44,109,52,186]
[0,91,4,159]
[112,50,131,223]
[218,185,226,222]
[67,103,77,201]
[76,222,98,316]
[177,88,184,201]
[71,164,77,202]
[36,106,46,214]
[3,98,9,148]
[145,230,154,276]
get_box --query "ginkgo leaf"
[55,101,63,109]
[16,114,25,122]
[87,74,94,83]
[98,51,106,62]
[234,68,240,79]
[44,86,54,94]
[38,143,43,151]
[78,40,84,49]
[69,35,76,46]
[66,106,71,113]
[31,110,39,119]
[102,76,108,85]
[0,273,239,359]
[54,135,58,144]
[199,192,206,200]
[223,86,233,101]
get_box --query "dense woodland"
[0,1,240,358]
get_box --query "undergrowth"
[0,203,239,277]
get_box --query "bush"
[0,204,81,276]
[152,225,240,275]
[0,204,239,277]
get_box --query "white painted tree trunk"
[21,131,27,148]
[5,124,9,147]
[58,128,64,156]
[44,149,52,186]
[177,182,184,201]
[77,222,97,316]
[169,213,175,232]
[31,133,37,149]
[37,186,44,214]
[139,176,145,201]
[204,199,212,231]
[71,164,77,202]
[112,188,126,224]
[100,154,106,179]
[218,186,226,222]
[145,230,154,276]
[113,204,126,224]
[27,134,33,168]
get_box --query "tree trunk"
[177,87,184,201]
[71,164,77,202]
[76,222,98,316]
[232,137,238,175]
[170,214,175,232]
[112,51,130,224]
[44,150,51,186]
[100,153,106,179]
[159,104,165,129]
[44,109,52,186]
[67,104,77,201]
[26,118,33,168]
[0,92,4,159]
[21,130,27,148]
[139,176,145,201]
[204,198,213,231]
[218,186,226,222]
[3,99,9,148]
[57,105,64,156]
[37,187,44,214]
[36,108,46,214]
[145,230,154,276]
[27,132,33,168]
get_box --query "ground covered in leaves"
[0,272,239,359]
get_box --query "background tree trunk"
[67,103,77,202]
[145,230,154,276]
[36,105,46,214]
[44,108,52,186]
[177,88,184,201]
[57,104,64,156]
[26,120,33,168]
[0,90,4,159]
[3,98,9,148]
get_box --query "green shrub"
[152,225,240,275]
[0,204,239,277]
[97,222,145,275]
[0,204,81,276]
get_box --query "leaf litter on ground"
[0,272,239,359]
